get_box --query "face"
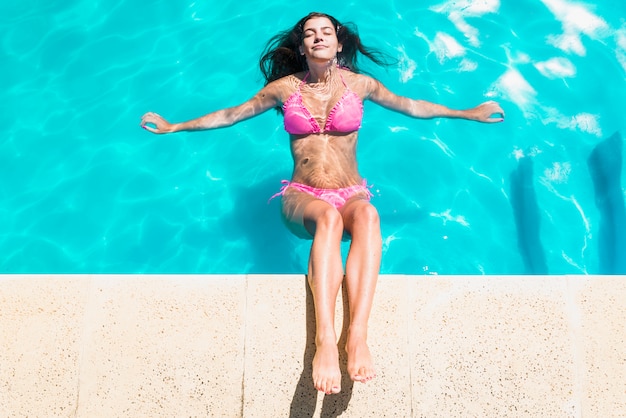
[300,17,343,62]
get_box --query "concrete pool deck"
[0,274,624,417]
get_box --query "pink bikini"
[272,70,371,209]
[270,179,373,209]
[283,70,363,135]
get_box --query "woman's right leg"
[282,191,345,394]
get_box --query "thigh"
[339,196,380,236]
[281,187,336,239]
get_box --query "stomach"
[290,133,362,188]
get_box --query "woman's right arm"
[140,82,284,134]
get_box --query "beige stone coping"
[0,275,624,417]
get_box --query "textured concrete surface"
[0,275,624,417]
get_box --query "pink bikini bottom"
[270,180,373,209]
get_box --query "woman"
[141,12,504,395]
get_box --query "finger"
[141,114,161,131]
[493,104,505,116]
[141,124,155,133]
[141,113,160,124]
[482,101,502,110]
[140,114,153,126]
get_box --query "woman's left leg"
[339,198,382,382]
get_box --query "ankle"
[315,331,337,346]
[347,323,368,339]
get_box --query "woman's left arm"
[365,77,504,123]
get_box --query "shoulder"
[339,70,380,98]
[257,74,298,102]
[270,72,306,87]
[263,73,305,101]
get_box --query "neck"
[306,59,337,83]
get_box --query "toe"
[351,366,376,383]
[316,378,341,395]
[314,378,325,393]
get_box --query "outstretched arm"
[365,77,505,123]
[140,82,283,134]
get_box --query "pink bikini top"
[283,71,363,135]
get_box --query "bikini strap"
[301,72,310,86]
[337,68,348,88]
[294,72,309,95]
[268,180,291,203]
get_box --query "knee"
[314,206,344,237]
[353,204,381,229]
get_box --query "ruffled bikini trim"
[323,89,363,132]
[282,93,321,134]
[268,179,373,204]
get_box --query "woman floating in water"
[141,12,504,395]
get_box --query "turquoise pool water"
[2,0,625,274]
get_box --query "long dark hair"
[259,12,393,85]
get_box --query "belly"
[289,132,361,188]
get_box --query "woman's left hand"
[468,101,505,123]
[140,112,176,134]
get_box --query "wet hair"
[259,12,393,85]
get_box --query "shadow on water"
[509,155,549,274]
[587,132,626,274]
[229,175,302,273]
[290,277,354,418]
[375,186,429,228]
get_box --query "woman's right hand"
[140,112,176,134]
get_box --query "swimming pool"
[1,0,625,274]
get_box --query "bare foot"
[345,329,376,383]
[312,339,342,394]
